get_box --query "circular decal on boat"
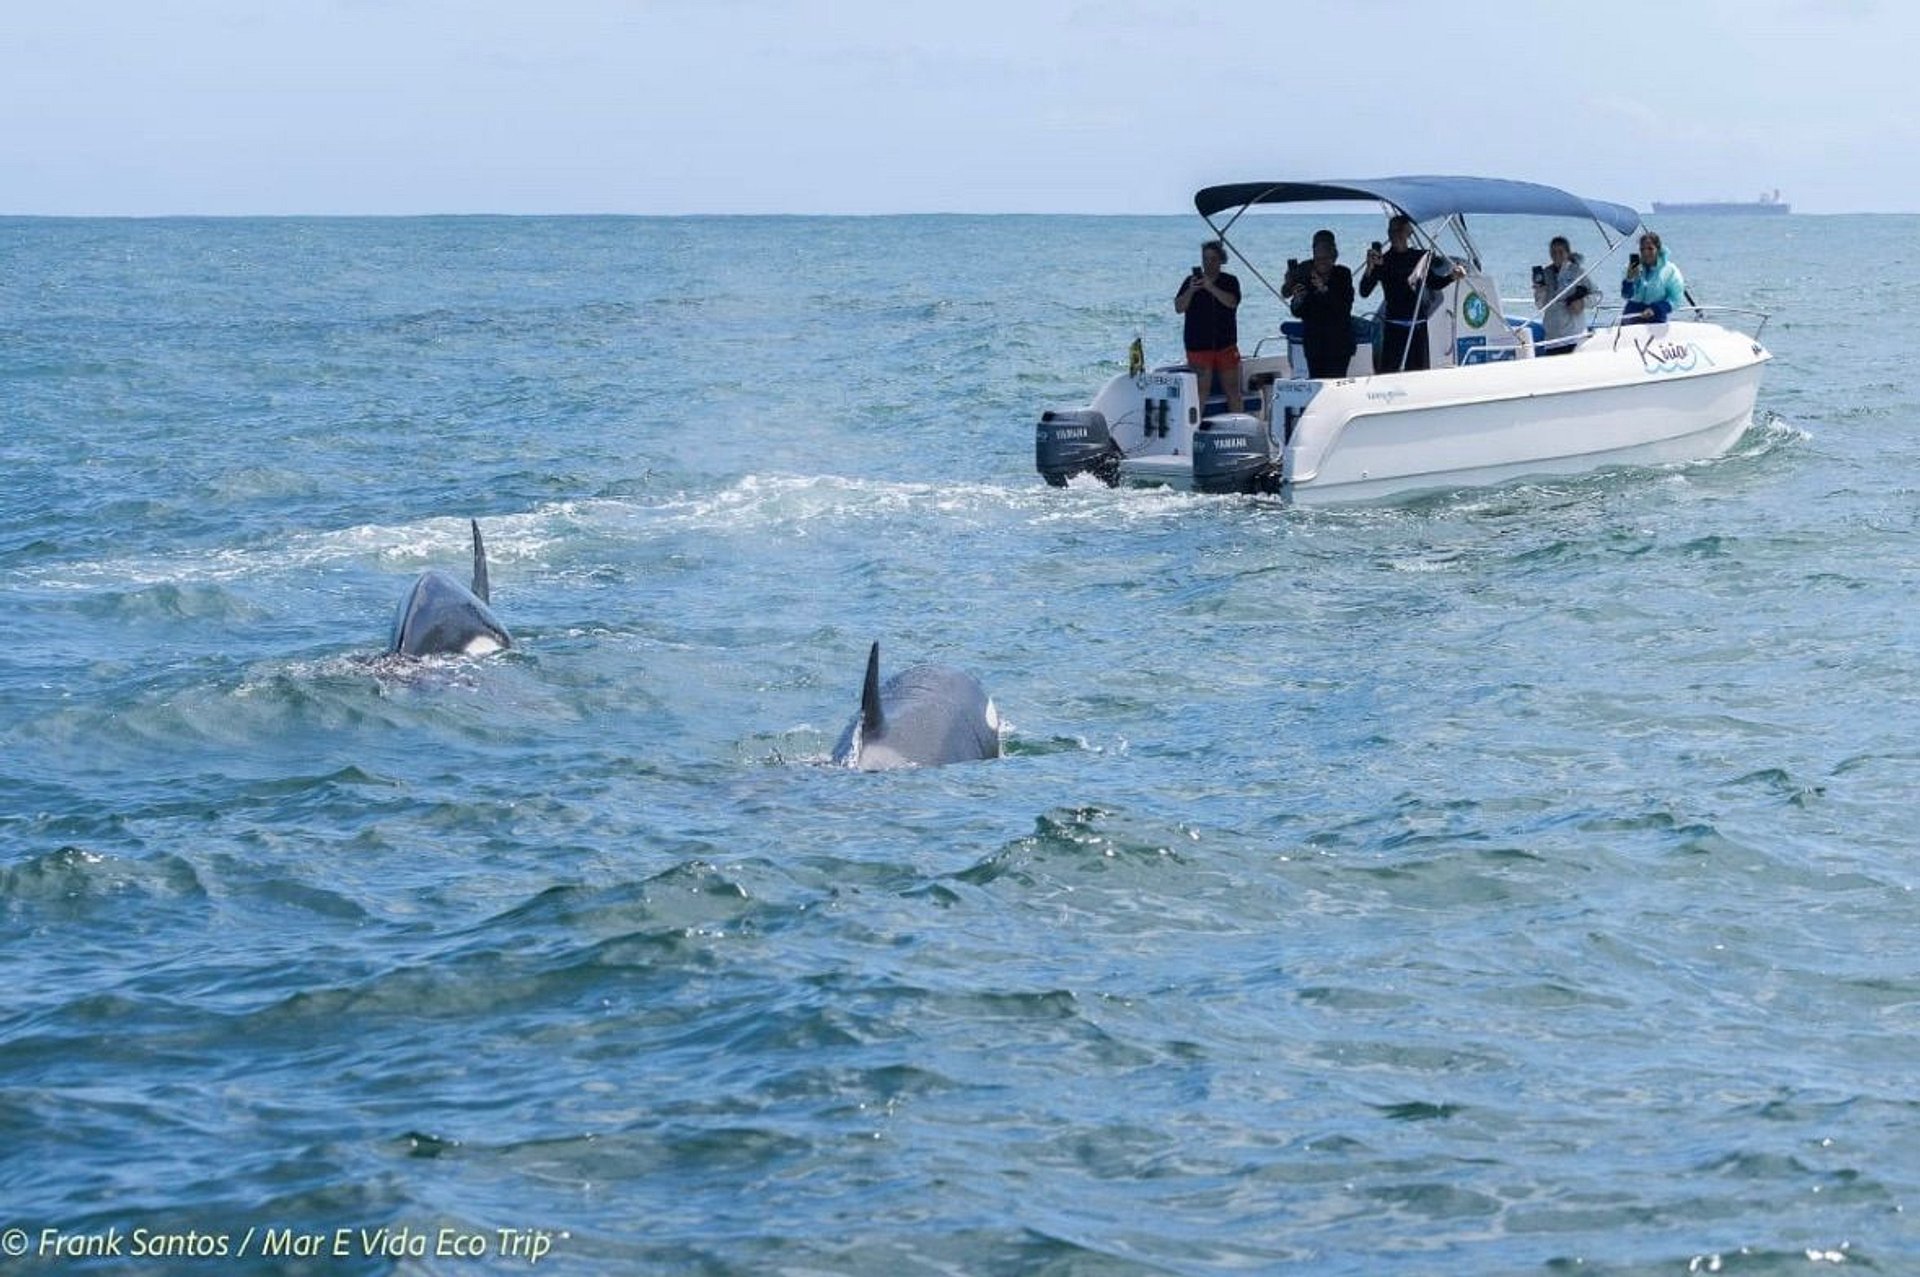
[1463,291,1490,329]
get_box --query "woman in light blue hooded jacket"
[1621,230,1686,323]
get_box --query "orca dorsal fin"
[860,641,884,736]
[470,519,491,604]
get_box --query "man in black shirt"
[1358,215,1458,373]
[1175,240,1242,411]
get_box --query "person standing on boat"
[1620,230,1686,324]
[1359,214,1460,373]
[1533,235,1595,354]
[1175,240,1243,410]
[1283,229,1356,379]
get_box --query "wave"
[25,455,1743,603]
[9,508,568,594]
[0,845,208,905]
[57,580,273,624]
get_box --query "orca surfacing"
[389,520,513,658]
[832,641,1000,770]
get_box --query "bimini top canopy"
[1194,175,1642,237]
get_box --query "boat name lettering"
[1633,335,1718,375]
[1365,388,1408,403]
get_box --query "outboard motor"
[1036,408,1121,487]
[1192,414,1282,495]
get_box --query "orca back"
[390,569,512,657]
[387,519,512,657]
[833,643,1000,769]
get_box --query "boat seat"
[1241,353,1289,382]
[1280,317,1379,380]
[1281,318,1377,345]
[1202,393,1265,417]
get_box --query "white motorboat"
[1035,176,1772,505]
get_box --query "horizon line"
[0,207,1902,221]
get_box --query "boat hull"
[1060,321,1768,505]
[1284,323,1769,504]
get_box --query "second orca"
[832,641,1001,770]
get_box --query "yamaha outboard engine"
[1036,408,1121,487]
[1192,414,1282,495]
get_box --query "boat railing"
[1253,300,1770,374]
[1505,297,1772,344]
[1457,331,1581,364]
[1592,302,1771,342]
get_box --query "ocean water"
[1,211,1915,1275]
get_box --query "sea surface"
[1,211,1915,1275]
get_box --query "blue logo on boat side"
[1138,372,1185,391]
[1633,334,1718,374]
[1462,292,1490,329]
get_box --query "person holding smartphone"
[1533,235,1595,354]
[1620,230,1686,324]
[1175,240,1243,411]
[1358,214,1459,373]
[1282,229,1356,378]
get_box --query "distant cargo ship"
[1651,189,1790,215]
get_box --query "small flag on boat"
[1128,336,1144,376]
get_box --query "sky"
[1,0,1914,216]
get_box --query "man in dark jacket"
[1284,228,1357,379]
[1359,215,1458,373]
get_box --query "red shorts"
[1185,346,1241,373]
